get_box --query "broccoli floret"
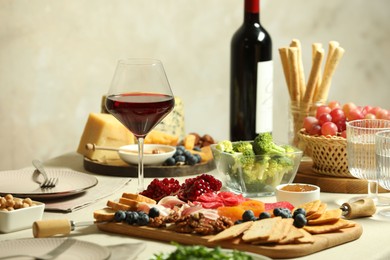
[253,133,286,156]
[215,140,234,153]
[232,141,253,153]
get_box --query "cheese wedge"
[77,113,134,161]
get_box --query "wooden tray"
[97,222,362,259]
[83,157,216,177]
[295,161,389,194]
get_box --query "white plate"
[0,168,98,199]
[0,238,110,259]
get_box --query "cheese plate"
[83,157,216,177]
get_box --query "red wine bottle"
[230,0,273,141]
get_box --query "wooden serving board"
[295,161,389,194]
[83,157,215,177]
[97,222,362,259]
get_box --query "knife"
[33,219,104,238]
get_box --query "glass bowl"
[211,143,303,197]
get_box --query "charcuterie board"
[83,157,215,177]
[97,222,362,259]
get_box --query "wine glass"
[105,59,175,192]
[375,130,390,216]
[346,119,390,206]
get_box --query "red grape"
[303,116,318,132]
[340,130,347,138]
[309,124,322,136]
[376,108,389,119]
[348,108,364,121]
[318,113,332,126]
[321,122,338,136]
[330,108,346,123]
[342,102,357,118]
[328,100,340,110]
[335,120,346,132]
[364,113,376,119]
[316,106,332,119]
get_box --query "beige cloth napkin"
[44,177,131,212]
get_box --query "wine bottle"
[230,0,273,141]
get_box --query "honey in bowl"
[280,184,317,192]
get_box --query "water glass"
[376,130,390,216]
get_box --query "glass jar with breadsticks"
[279,40,345,149]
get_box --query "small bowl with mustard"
[275,183,320,207]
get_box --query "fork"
[32,159,58,188]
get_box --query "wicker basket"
[297,129,353,178]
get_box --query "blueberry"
[293,213,307,228]
[114,210,126,222]
[193,146,201,151]
[186,155,198,165]
[234,220,243,225]
[259,212,271,220]
[174,149,184,156]
[242,210,256,222]
[174,155,186,163]
[164,157,176,166]
[193,154,202,163]
[293,208,306,218]
[137,212,150,226]
[176,146,185,152]
[273,208,282,217]
[125,211,139,225]
[148,207,160,218]
[183,150,192,158]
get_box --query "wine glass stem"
[367,180,379,202]
[137,137,145,193]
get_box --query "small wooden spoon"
[85,143,162,154]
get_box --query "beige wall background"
[1,0,389,170]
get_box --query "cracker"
[306,202,327,220]
[303,200,322,217]
[295,228,315,243]
[308,208,342,225]
[208,221,253,242]
[242,217,281,242]
[253,218,293,244]
[304,218,350,234]
[278,224,305,244]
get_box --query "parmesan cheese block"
[77,113,134,162]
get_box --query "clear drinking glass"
[376,130,390,216]
[105,59,175,192]
[346,119,390,205]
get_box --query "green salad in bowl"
[211,133,303,197]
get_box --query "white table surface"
[1,152,390,260]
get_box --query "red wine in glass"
[106,92,174,138]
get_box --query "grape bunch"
[303,101,390,138]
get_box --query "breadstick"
[315,46,345,102]
[290,39,306,102]
[278,47,291,99]
[323,41,339,84]
[304,48,324,104]
[311,43,323,102]
[288,47,300,102]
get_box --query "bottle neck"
[244,0,260,23]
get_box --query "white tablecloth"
[1,152,390,260]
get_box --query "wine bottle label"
[256,60,273,133]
